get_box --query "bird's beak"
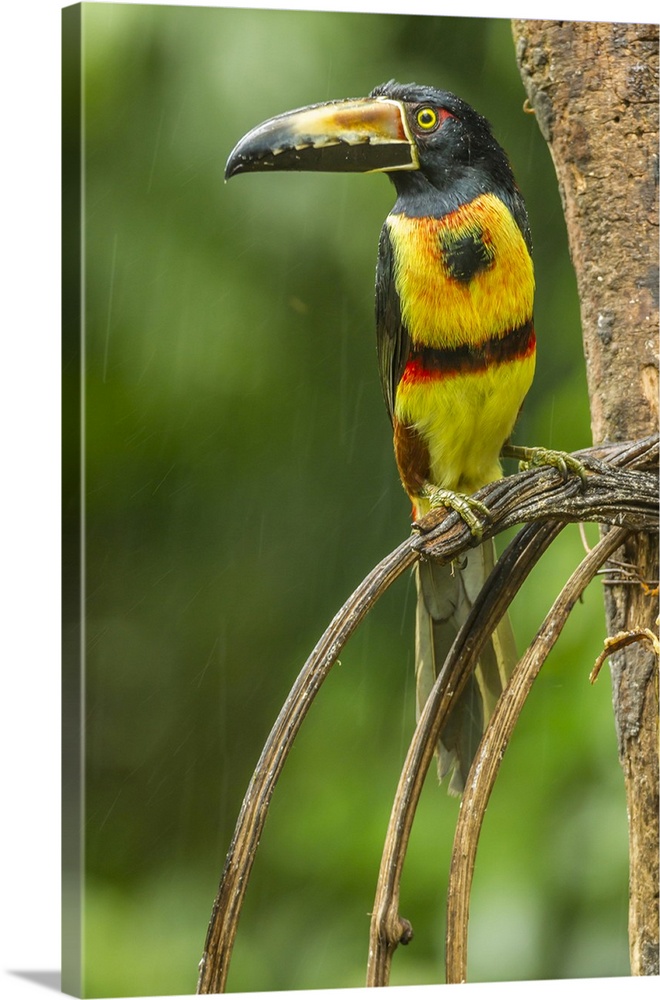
[225,97,419,179]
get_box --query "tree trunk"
[512,19,659,976]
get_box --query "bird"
[225,80,536,794]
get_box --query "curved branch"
[367,518,563,984]
[414,435,658,558]
[197,436,658,994]
[366,437,657,985]
[196,537,417,994]
[444,525,630,984]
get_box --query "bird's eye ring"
[415,106,439,131]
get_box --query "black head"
[368,80,520,217]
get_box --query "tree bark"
[513,19,659,977]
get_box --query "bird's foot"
[420,485,491,541]
[504,444,589,486]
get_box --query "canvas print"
[62,3,658,997]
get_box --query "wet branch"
[367,518,563,985]
[444,524,630,984]
[197,435,658,994]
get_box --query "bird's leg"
[502,444,590,486]
[420,484,491,541]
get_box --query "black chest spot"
[439,229,494,283]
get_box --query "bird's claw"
[421,486,490,541]
[512,446,590,487]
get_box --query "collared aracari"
[225,80,535,793]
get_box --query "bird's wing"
[375,221,411,423]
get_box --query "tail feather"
[414,538,516,794]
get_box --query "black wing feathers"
[375,223,410,423]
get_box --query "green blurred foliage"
[67,4,628,996]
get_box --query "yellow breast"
[398,354,536,499]
[387,193,534,350]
